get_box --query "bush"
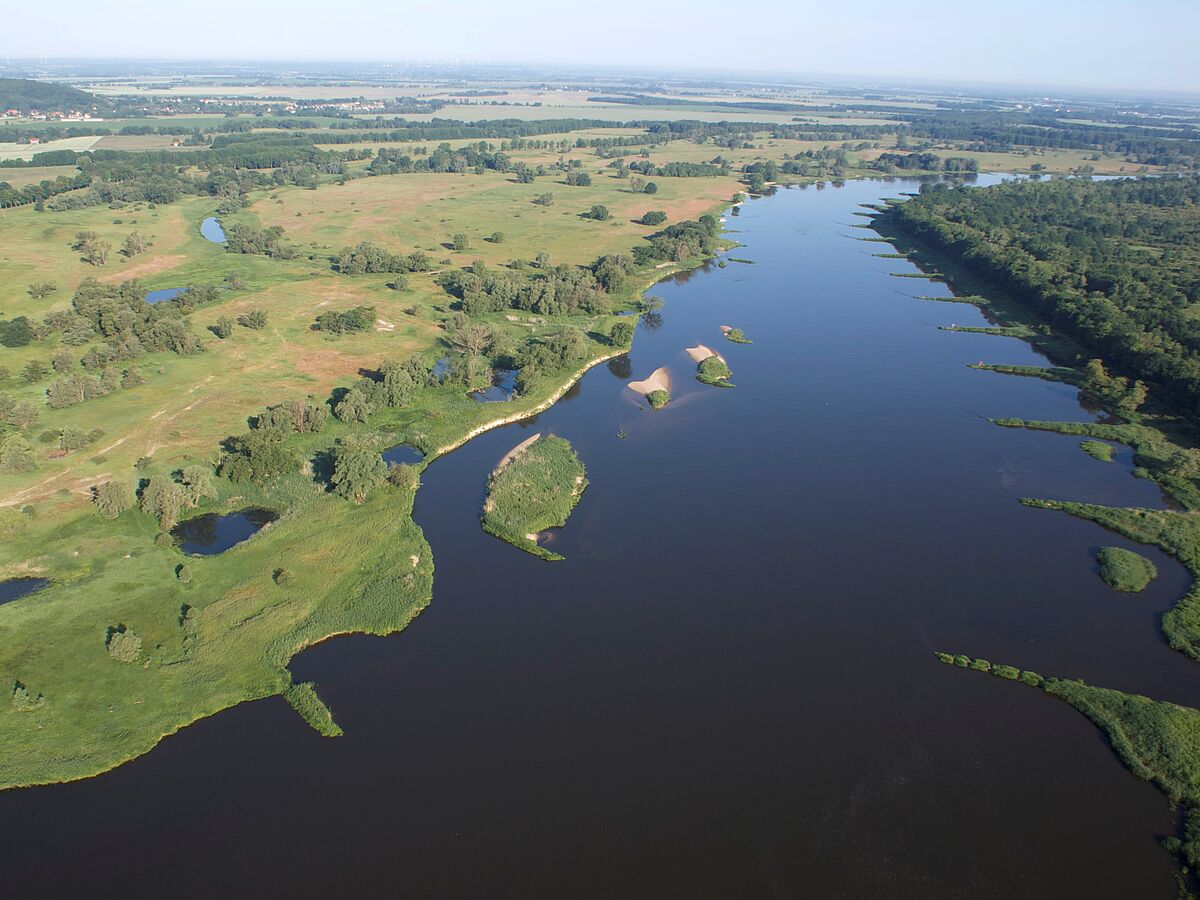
[641,210,667,226]
[1097,546,1157,592]
[647,389,670,409]
[697,355,734,387]
[176,564,192,583]
[11,681,44,711]
[953,654,970,668]
[970,658,992,672]
[588,204,610,221]
[992,664,1021,680]
[105,626,142,663]
[1019,671,1045,687]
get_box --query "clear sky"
[2,0,1197,94]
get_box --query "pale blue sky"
[3,0,1197,93]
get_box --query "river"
[0,175,1192,897]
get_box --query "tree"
[334,388,373,424]
[139,476,185,530]
[93,480,134,518]
[641,210,667,226]
[51,349,74,374]
[179,466,215,507]
[379,361,416,408]
[630,176,647,194]
[27,281,56,299]
[452,233,471,251]
[610,320,636,347]
[213,316,234,339]
[533,192,554,206]
[534,251,551,269]
[1,317,35,348]
[82,239,111,267]
[21,360,46,384]
[644,182,658,195]
[488,231,506,244]
[331,433,387,503]
[0,434,36,472]
[122,232,150,257]
[588,204,611,221]
[105,627,142,663]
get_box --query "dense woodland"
[881,175,1200,412]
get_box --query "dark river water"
[2,176,1193,898]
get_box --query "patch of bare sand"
[686,343,726,364]
[99,254,186,283]
[494,433,541,474]
[628,367,670,396]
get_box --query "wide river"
[3,175,1195,897]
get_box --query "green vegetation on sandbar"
[647,389,670,409]
[284,681,343,737]
[1080,440,1115,462]
[724,327,752,344]
[697,355,734,387]
[942,324,1033,338]
[937,652,1200,874]
[727,257,756,265]
[916,294,989,306]
[482,435,587,562]
[1097,546,1157,593]
[973,364,1078,384]
[890,271,942,280]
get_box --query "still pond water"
[1,176,1191,897]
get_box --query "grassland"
[0,120,746,787]
[481,434,587,561]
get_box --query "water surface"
[200,217,226,243]
[0,577,49,605]
[172,507,277,556]
[0,176,1188,898]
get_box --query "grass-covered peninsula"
[482,434,587,561]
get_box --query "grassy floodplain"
[481,434,587,561]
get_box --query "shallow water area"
[200,217,226,243]
[172,507,277,555]
[0,577,49,605]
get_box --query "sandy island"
[627,367,671,396]
[686,344,726,364]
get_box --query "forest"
[879,175,1200,412]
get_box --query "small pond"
[432,357,451,380]
[470,369,519,403]
[200,217,227,243]
[146,287,186,304]
[0,577,50,605]
[173,507,277,556]
[382,444,424,466]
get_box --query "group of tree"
[335,241,431,275]
[224,224,297,259]
[315,305,376,335]
[881,176,1200,414]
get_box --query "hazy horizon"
[1,0,1196,94]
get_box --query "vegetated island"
[1080,440,1115,462]
[721,325,752,344]
[688,344,734,387]
[873,173,1200,883]
[482,434,587,561]
[1097,546,1158,593]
